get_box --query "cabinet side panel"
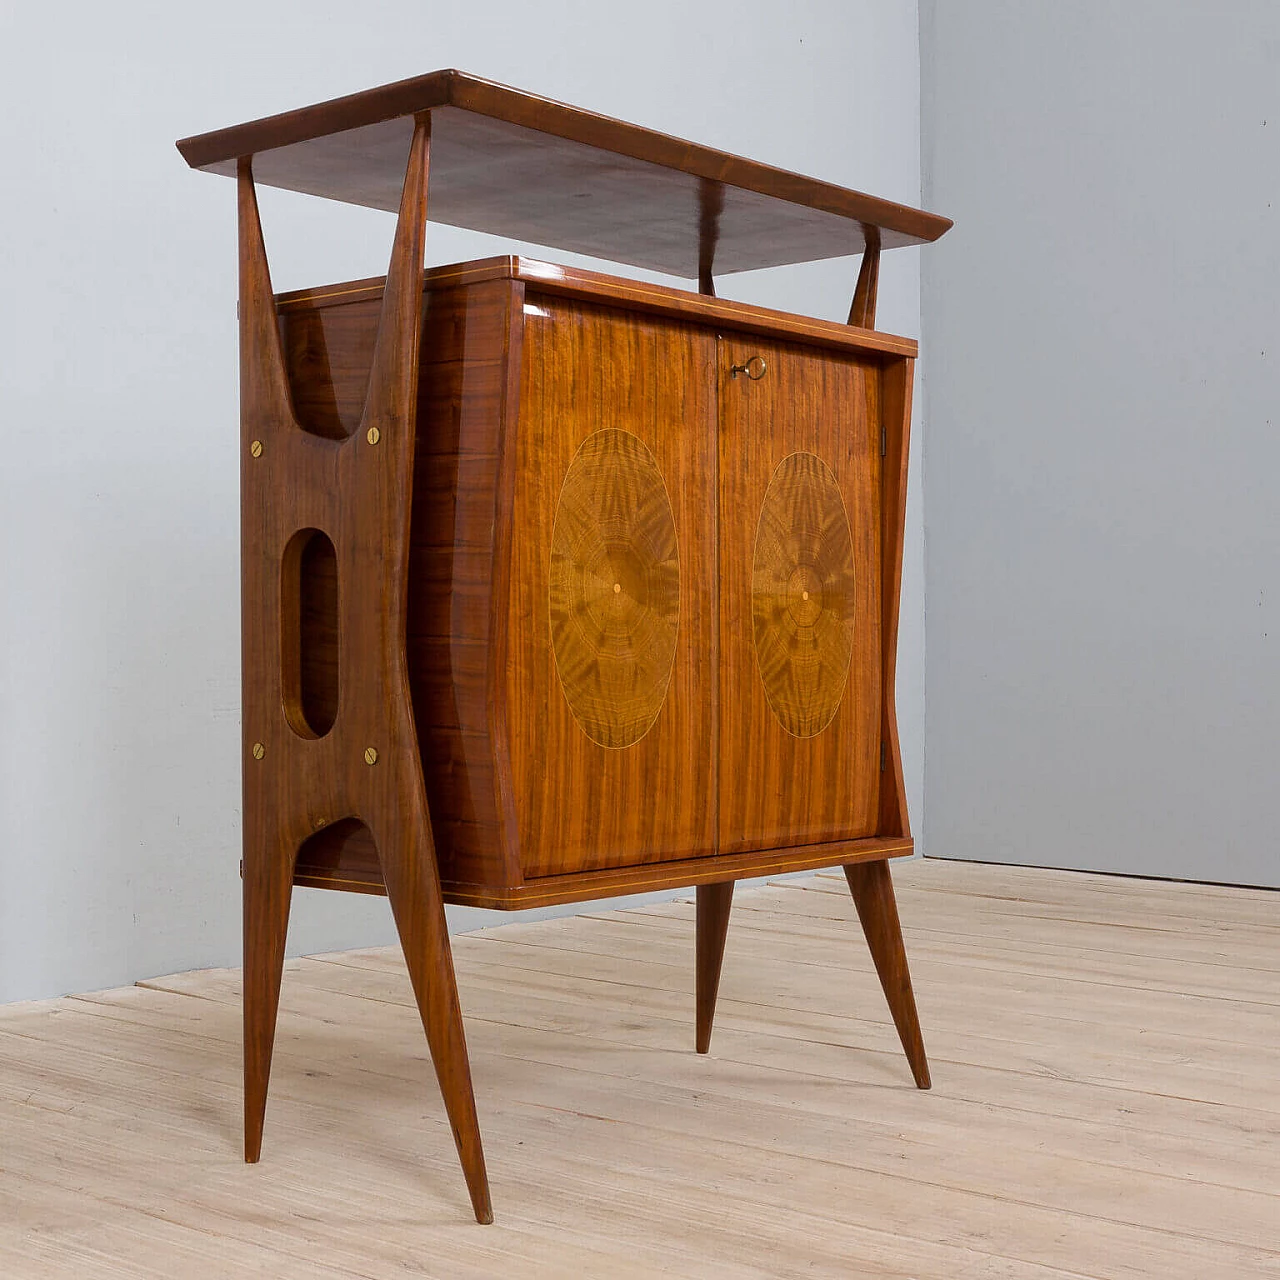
[409,279,521,888]
[877,356,913,838]
[509,294,717,877]
[718,337,883,852]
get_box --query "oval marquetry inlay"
[752,451,856,738]
[549,429,680,749]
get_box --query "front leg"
[844,859,930,1088]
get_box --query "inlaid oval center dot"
[549,429,681,749]
[785,563,824,627]
[752,452,856,738]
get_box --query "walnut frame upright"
[178,69,952,1225]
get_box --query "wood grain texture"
[548,428,681,749]
[843,859,931,1089]
[409,280,525,892]
[876,357,914,838]
[237,119,491,1223]
[176,70,952,278]
[507,297,717,876]
[848,228,881,329]
[275,256,920,359]
[718,336,882,853]
[277,262,920,904]
[751,450,858,739]
[6,861,1278,1280]
[311,837,914,908]
[695,881,734,1054]
[279,277,524,894]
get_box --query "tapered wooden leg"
[376,799,492,1224]
[235,114,492,1221]
[696,880,734,1054]
[242,832,297,1163]
[843,859,930,1089]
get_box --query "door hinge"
[880,426,887,457]
[880,741,887,772]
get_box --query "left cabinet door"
[506,294,718,877]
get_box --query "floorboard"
[1,859,1277,1278]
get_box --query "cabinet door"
[718,336,882,853]
[507,295,717,877]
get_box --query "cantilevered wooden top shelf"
[176,68,951,277]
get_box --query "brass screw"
[251,742,265,760]
[363,746,379,765]
[250,440,263,458]
[366,426,381,446]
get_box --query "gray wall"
[921,2,1279,885]
[0,1,926,1003]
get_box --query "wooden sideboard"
[177,70,951,1224]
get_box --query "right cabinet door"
[718,336,883,853]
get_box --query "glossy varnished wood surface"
[547,428,682,749]
[278,277,523,894]
[751,450,859,738]
[844,860,930,1089]
[876,358,914,838]
[695,881,734,1054]
[378,838,912,910]
[717,335,882,854]
[275,256,919,359]
[237,123,492,1221]
[409,280,525,891]
[177,70,952,279]
[276,259,918,903]
[508,297,717,877]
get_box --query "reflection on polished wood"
[177,70,952,278]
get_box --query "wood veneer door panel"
[508,296,716,877]
[718,337,882,852]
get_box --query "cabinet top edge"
[274,255,919,360]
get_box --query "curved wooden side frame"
[238,114,493,1224]
[847,227,881,329]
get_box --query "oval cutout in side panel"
[549,428,681,749]
[752,451,856,738]
[282,528,339,738]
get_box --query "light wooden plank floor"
[1,859,1277,1279]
